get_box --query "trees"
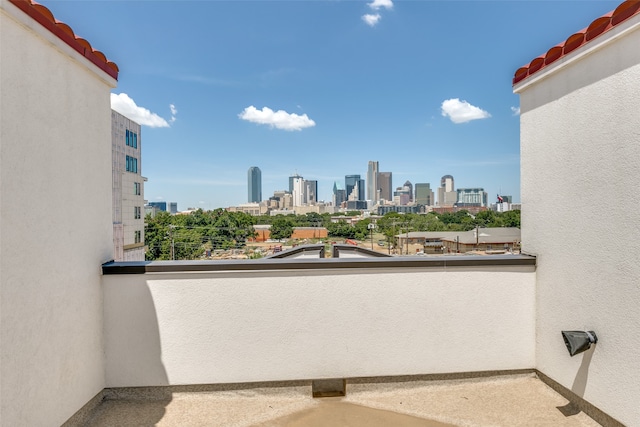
[270,216,295,240]
[145,209,256,260]
[327,220,356,238]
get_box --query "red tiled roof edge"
[513,0,640,85]
[8,0,119,80]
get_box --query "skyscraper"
[247,166,262,203]
[367,161,379,202]
[292,175,305,207]
[438,174,457,206]
[377,172,392,202]
[415,183,434,206]
[304,180,318,205]
[441,175,454,192]
[345,174,364,201]
[404,180,413,203]
[289,173,302,193]
[333,181,346,207]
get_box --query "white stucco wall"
[0,2,116,425]
[103,266,535,387]
[515,14,640,426]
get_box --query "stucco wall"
[103,266,535,387]
[0,2,116,425]
[516,15,640,426]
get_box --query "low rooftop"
[78,373,603,426]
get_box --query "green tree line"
[145,209,256,260]
[145,209,519,260]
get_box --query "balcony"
[57,254,599,425]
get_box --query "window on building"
[126,129,138,149]
[134,230,141,243]
[126,155,138,173]
[134,182,141,195]
[134,206,141,219]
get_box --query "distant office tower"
[248,166,262,203]
[404,181,413,203]
[345,175,365,201]
[112,109,145,261]
[456,188,488,207]
[169,202,178,215]
[304,180,318,205]
[441,175,454,192]
[438,174,457,206]
[289,173,302,193]
[292,175,305,207]
[415,183,434,206]
[377,172,392,202]
[367,161,379,202]
[148,201,167,211]
[394,185,411,205]
[333,181,346,207]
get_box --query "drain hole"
[312,379,346,398]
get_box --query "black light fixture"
[561,330,598,356]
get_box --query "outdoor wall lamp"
[561,330,598,356]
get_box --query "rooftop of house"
[74,373,605,426]
[8,0,118,79]
[513,0,640,84]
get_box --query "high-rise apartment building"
[438,174,457,207]
[367,161,379,202]
[112,110,145,261]
[377,172,392,202]
[415,183,434,206]
[247,166,262,203]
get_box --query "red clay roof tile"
[513,0,640,85]
[8,0,119,80]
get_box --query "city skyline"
[41,0,621,210]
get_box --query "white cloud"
[362,13,382,26]
[111,93,170,128]
[440,98,491,124]
[368,0,393,10]
[170,104,178,123]
[238,105,316,131]
[511,106,520,116]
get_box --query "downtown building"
[415,183,434,207]
[456,188,488,207]
[437,174,457,207]
[366,160,379,203]
[247,166,262,203]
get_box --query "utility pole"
[368,222,375,250]
[405,221,409,255]
[169,225,175,260]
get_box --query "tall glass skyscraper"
[247,166,262,203]
[345,174,365,201]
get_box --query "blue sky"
[45,0,621,210]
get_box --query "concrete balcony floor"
[83,374,601,426]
